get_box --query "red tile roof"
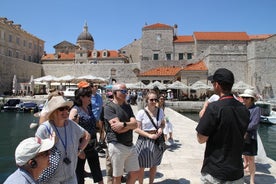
[194,32,250,41]
[183,61,208,71]
[249,34,274,40]
[41,50,124,60]
[139,66,182,76]
[139,61,207,76]
[174,36,194,43]
[41,52,75,60]
[143,23,172,30]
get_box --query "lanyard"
[53,122,67,156]
[219,95,234,101]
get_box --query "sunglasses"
[118,89,128,94]
[83,93,91,97]
[242,97,251,99]
[57,106,70,111]
[149,98,158,102]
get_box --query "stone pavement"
[85,106,276,184]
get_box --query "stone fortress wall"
[0,55,41,94]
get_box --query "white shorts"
[108,142,139,177]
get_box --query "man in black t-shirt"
[196,68,250,183]
[104,83,139,184]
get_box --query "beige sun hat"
[47,96,73,116]
[239,89,257,101]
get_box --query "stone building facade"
[0,17,44,94]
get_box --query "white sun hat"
[239,89,257,101]
[15,137,55,166]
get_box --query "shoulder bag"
[144,108,167,152]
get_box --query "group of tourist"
[4,68,261,184]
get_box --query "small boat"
[260,111,276,125]
[256,101,276,125]
[29,121,39,129]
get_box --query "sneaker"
[84,171,92,178]
[165,141,171,146]
[97,148,106,157]
[121,175,127,183]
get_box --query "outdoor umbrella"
[146,81,167,90]
[167,81,189,89]
[190,81,212,90]
[232,81,254,92]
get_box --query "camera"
[63,157,71,165]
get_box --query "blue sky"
[1,0,276,53]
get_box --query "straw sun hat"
[239,89,257,101]
[47,96,73,116]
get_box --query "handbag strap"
[144,108,160,130]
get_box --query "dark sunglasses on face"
[149,98,158,102]
[119,89,127,94]
[57,106,70,111]
[242,97,250,99]
[84,93,91,97]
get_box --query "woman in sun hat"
[239,89,261,184]
[35,95,90,184]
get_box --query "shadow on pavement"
[155,178,191,184]
[166,139,181,152]
[244,173,276,184]
[256,163,272,174]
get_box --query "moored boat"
[256,101,276,125]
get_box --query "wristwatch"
[78,148,83,154]
[123,122,127,127]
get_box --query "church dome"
[77,22,94,42]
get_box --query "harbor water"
[0,111,275,183]
[182,112,276,161]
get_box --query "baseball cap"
[15,137,55,166]
[77,81,90,88]
[207,68,234,84]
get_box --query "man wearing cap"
[196,68,250,183]
[4,137,55,184]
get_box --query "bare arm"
[69,108,79,123]
[197,132,208,144]
[199,100,209,118]
[109,116,137,134]
[135,121,159,140]
[78,130,90,154]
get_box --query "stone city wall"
[0,55,41,94]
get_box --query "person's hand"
[110,121,124,132]
[148,133,159,140]
[78,151,86,159]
